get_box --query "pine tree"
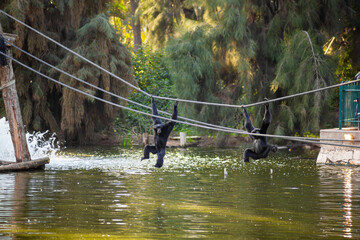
[139,0,201,48]
[161,0,360,136]
[272,31,333,134]
[1,0,134,145]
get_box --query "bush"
[117,45,176,134]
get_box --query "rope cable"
[0,9,149,96]
[1,11,359,144]
[1,51,360,149]
[8,41,358,143]
[6,40,238,132]
[3,10,360,109]
[241,78,360,108]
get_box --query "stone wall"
[316,128,360,165]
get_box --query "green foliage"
[295,132,320,139]
[166,27,214,112]
[139,0,184,48]
[133,46,174,97]
[161,0,360,137]
[334,27,359,82]
[166,25,241,133]
[2,0,133,145]
[57,13,133,143]
[272,31,334,134]
[118,45,176,134]
[2,0,360,146]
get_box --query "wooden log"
[0,60,31,163]
[0,157,50,172]
[0,160,12,165]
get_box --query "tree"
[2,0,360,144]
[139,0,202,48]
[1,0,134,145]
[130,0,142,50]
[108,0,143,50]
[271,31,333,134]
[160,0,360,136]
[121,45,175,134]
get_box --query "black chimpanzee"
[0,34,8,66]
[141,97,178,168]
[242,100,277,162]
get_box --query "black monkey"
[242,100,277,162]
[0,34,8,66]
[141,97,178,168]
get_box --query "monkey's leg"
[141,145,157,161]
[243,148,259,162]
[155,148,166,168]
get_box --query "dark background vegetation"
[1,0,360,145]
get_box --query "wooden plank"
[0,160,12,165]
[0,157,50,172]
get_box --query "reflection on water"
[0,146,360,239]
[343,169,353,238]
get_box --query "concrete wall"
[317,128,360,165]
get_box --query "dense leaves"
[1,0,133,145]
[1,0,360,145]
[119,45,175,134]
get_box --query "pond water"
[0,146,360,239]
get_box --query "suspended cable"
[3,9,359,110]
[2,51,360,149]
[1,11,358,143]
[7,41,357,143]
[6,40,238,132]
[241,79,360,108]
[0,9,148,96]
[1,9,238,107]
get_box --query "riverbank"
[90,132,248,147]
[94,132,320,150]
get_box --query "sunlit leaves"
[272,31,334,133]
[120,45,175,134]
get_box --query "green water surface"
[0,147,359,239]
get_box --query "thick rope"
[2,51,360,149]
[7,42,359,143]
[6,40,237,132]
[241,78,360,108]
[0,10,148,96]
[3,10,360,109]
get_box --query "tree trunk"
[130,0,142,50]
[0,61,31,163]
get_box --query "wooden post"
[180,132,187,147]
[0,32,31,163]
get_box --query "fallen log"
[0,157,50,172]
[0,160,12,165]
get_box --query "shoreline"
[89,133,320,150]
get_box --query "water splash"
[0,117,59,161]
